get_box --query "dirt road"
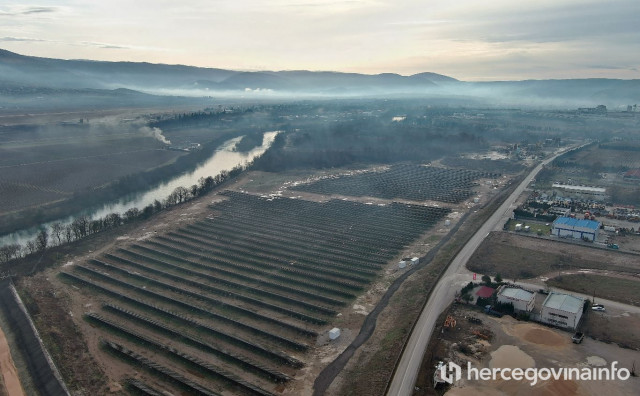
[0,322,25,396]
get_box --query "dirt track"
[0,324,24,396]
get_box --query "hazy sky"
[1,0,639,80]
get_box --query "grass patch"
[547,274,640,307]
[505,219,552,235]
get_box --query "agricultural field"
[55,190,450,394]
[0,123,182,215]
[290,163,499,203]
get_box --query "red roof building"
[475,286,496,299]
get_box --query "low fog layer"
[1,49,639,109]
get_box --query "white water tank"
[329,327,341,340]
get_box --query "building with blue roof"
[552,217,600,241]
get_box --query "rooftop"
[499,287,535,302]
[553,217,600,230]
[475,286,495,298]
[552,183,606,193]
[542,292,584,314]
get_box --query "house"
[540,292,585,330]
[497,286,536,312]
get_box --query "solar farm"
[61,189,453,394]
[290,164,499,203]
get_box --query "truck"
[572,332,585,344]
[484,305,504,318]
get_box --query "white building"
[540,292,585,330]
[552,217,600,241]
[496,286,536,313]
[551,183,606,201]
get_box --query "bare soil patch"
[508,323,568,348]
[547,273,640,307]
[0,324,24,396]
[467,232,640,280]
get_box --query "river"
[0,131,278,248]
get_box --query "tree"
[25,240,37,255]
[190,184,199,198]
[35,229,48,252]
[64,224,74,243]
[482,274,492,285]
[124,208,140,222]
[0,244,20,263]
[103,213,122,228]
[51,222,64,245]
[71,216,90,239]
[495,273,503,283]
[172,186,189,203]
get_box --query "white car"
[592,305,605,312]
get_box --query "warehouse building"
[540,292,585,330]
[496,286,536,313]
[552,217,600,241]
[551,183,606,201]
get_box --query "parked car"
[592,305,605,311]
[572,332,585,344]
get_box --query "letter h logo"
[440,361,462,384]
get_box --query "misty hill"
[0,49,451,95]
[1,49,639,105]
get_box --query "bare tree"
[35,229,48,252]
[51,222,64,245]
[103,213,122,228]
[0,244,21,263]
[64,224,74,243]
[25,240,37,255]
[124,208,140,222]
[71,216,90,238]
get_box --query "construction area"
[414,304,640,396]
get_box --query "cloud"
[0,6,59,17]
[79,41,130,50]
[0,36,47,42]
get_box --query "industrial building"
[551,183,606,201]
[552,217,600,241]
[540,292,585,330]
[496,286,536,313]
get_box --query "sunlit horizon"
[1,0,639,81]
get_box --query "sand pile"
[489,345,535,369]
[512,324,567,347]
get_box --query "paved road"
[386,148,573,396]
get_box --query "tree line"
[0,166,244,266]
